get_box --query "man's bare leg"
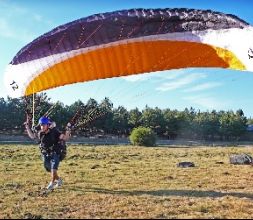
[51,169,59,183]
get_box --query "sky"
[1,0,253,117]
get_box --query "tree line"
[0,93,253,141]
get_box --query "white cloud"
[33,14,43,22]
[183,82,223,92]
[122,69,193,82]
[122,73,152,82]
[183,95,228,110]
[0,1,53,43]
[0,17,37,42]
[0,19,15,38]
[156,73,207,91]
[160,70,187,80]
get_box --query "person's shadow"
[68,186,253,200]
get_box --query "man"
[25,116,71,190]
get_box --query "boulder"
[229,153,253,165]
[177,161,195,168]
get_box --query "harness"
[39,128,59,156]
[39,128,67,161]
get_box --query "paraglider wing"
[4,8,253,98]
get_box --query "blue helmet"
[38,117,51,125]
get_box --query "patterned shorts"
[42,152,60,172]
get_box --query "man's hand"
[50,121,56,128]
[65,122,72,131]
[60,123,72,141]
[24,121,31,128]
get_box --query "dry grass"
[1,144,253,218]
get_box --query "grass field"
[1,144,253,219]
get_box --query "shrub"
[129,126,156,146]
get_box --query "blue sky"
[1,0,253,117]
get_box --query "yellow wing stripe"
[25,40,245,96]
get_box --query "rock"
[177,162,195,168]
[215,161,224,164]
[229,153,253,165]
[91,164,100,169]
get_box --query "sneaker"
[55,178,63,188]
[46,182,54,190]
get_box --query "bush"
[129,126,156,146]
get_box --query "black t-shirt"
[38,127,62,154]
